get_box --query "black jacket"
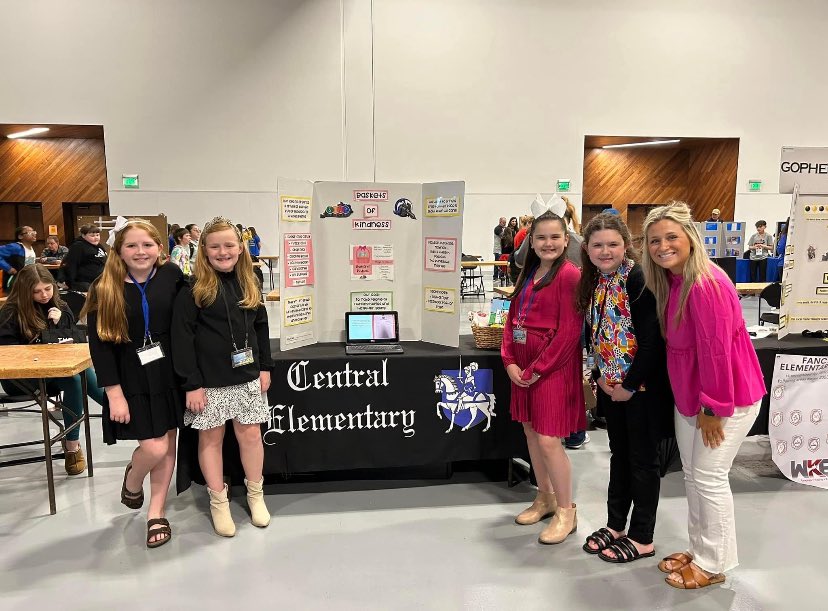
[0,302,75,345]
[63,238,106,288]
[172,271,273,391]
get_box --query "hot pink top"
[665,265,766,417]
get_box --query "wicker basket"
[471,324,504,350]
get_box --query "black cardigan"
[0,302,75,345]
[172,271,273,391]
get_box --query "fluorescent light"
[602,139,680,149]
[7,127,50,139]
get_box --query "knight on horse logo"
[433,362,496,433]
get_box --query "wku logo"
[790,458,828,478]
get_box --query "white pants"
[674,399,760,574]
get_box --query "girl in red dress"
[502,211,585,545]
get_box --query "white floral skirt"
[184,379,268,430]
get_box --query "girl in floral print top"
[575,212,674,565]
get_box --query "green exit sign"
[748,179,762,192]
[557,179,571,192]
[122,174,139,189]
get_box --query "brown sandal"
[658,552,693,574]
[146,518,172,549]
[665,563,725,589]
[121,462,144,509]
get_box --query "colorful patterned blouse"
[589,258,638,385]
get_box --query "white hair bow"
[530,194,567,219]
[106,216,129,247]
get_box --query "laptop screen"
[345,311,399,344]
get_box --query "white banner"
[780,146,828,194]
[769,354,828,489]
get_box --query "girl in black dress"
[82,220,186,548]
[173,217,273,537]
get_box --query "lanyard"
[515,266,539,329]
[127,268,157,345]
[220,282,249,351]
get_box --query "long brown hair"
[0,264,66,341]
[575,213,638,313]
[640,201,718,334]
[192,218,260,309]
[512,212,570,297]
[81,220,164,343]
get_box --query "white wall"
[2,0,826,258]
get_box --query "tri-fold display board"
[277,179,465,351]
[778,146,828,338]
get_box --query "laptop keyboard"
[346,344,404,355]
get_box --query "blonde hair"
[81,220,163,343]
[640,201,717,334]
[561,196,581,233]
[520,215,535,228]
[192,218,260,309]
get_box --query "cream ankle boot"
[515,491,558,525]
[538,503,577,545]
[207,484,236,537]
[244,478,271,528]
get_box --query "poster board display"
[721,222,746,258]
[277,178,317,350]
[277,179,464,350]
[695,222,724,258]
[779,146,828,194]
[778,191,828,337]
[768,353,828,488]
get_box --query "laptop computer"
[345,311,404,355]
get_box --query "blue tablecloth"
[735,257,782,282]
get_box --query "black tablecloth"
[749,335,828,435]
[177,337,528,490]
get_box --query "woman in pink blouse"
[502,212,585,545]
[642,202,766,590]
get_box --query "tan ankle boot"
[515,491,558,525]
[244,478,271,528]
[207,484,236,537]
[64,446,86,476]
[538,503,577,545]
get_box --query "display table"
[0,344,94,514]
[749,335,828,435]
[176,336,528,490]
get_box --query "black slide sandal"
[582,528,619,555]
[598,536,655,564]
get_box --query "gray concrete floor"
[1,284,821,610]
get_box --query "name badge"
[586,353,596,369]
[231,347,254,368]
[512,328,527,344]
[136,342,165,365]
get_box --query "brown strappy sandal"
[121,462,144,509]
[658,552,693,574]
[146,518,172,549]
[665,563,725,589]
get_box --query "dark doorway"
[63,202,110,244]
[0,202,45,252]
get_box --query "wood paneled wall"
[687,140,739,221]
[0,138,108,244]
[582,139,739,234]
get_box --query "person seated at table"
[0,264,104,475]
[63,224,106,291]
[170,228,192,278]
[0,226,38,291]
[40,236,69,263]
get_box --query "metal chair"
[758,282,781,326]
[460,254,485,299]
